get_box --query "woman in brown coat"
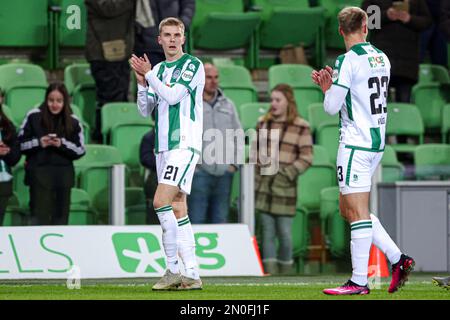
[254,84,313,275]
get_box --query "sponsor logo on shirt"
[181,70,194,81]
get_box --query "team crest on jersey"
[172,68,181,79]
[353,174,358,182]
[188,63,196,72]
[181,70,193,81]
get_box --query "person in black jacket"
[420,0,447,67]
[139,129,159,224]
[362,0,432,102]
[85,0,136,142]
[18,83,86,225]
[441,0,450,40]
[0,98,21,225]
[134,0,195,66]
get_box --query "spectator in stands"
[187,63,243,224]
[254,84,313,275]
[134,0,195,66]
[362,0,432,102]
[0,96,21,225]
[441,0,450,40]
[85,0,136,142]
[139,129,159,224]
[420,0,447,67]
[18,83,85,225]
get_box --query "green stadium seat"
[254,0,325,65]
[442,104,450,143]
[386,103,424,155]
[411,83,449,130]
[1,104,19,127]
[316,123,339,163]
[414,144,450,180]
[101,102,152,143]
[0,63,48,124]
[64,63,97,129]
[191,0,260,50]
[3,193,28,226]
[217,65,258,110]
[68,188,97,225]
[126,204,148,225]
[297,145,336,213]
[74,145,123,221]
[418,64,450,84]
[124,188,147,225]
[381,145,404,182]
[318,185,349,258]
[111,124,152,170]
[327,206,350,257]
[292,205,309,271]
[70,104,91,144]
[0,1,48,47]
[58,0,87,48]
[239,102,270,131]
[12,158,28,210]
[268,64,323,119]
[307,102,339,135]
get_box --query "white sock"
[370,214,402,265]
[350,220,373,286]
[177,216,200,280]
[155,205,179,274]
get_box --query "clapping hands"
[129,54,152,86]
[311,65,333,94]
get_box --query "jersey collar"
[164,53,189,68]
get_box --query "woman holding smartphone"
[0,97,21,225]
[18,83,86,225]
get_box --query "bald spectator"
[187,63,243,224]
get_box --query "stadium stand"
[269,64,324,119]
[386,103,425,155]
[0,63,48,125]
[414,144,450,180]
[64,63,97,130]
[238,102,270,131]
[307,102,339,136]
[217,65,258,110]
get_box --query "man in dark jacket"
[420,0,447,67]
[85,0,136,142]
[134,0,195,66]
[362,0,432,102]
[441,0,450,40]
[139,129,159,224]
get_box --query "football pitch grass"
[0,273,448,300]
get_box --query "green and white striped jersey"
[138,53,205,154]
[330,42,391,152]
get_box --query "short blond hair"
[338,7,368,35]
[159,17,185,34]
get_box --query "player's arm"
[324,85,348,115]
[322,55,353,115]
[145,71,190,106]
[137,83,157,117]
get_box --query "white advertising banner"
[0,224,264,279]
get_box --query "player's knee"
[153,198,170,211]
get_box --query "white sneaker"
[152,270,182,291]
[177,276,203,290]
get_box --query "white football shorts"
[336,143,383,195]
[156,148,200,195]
